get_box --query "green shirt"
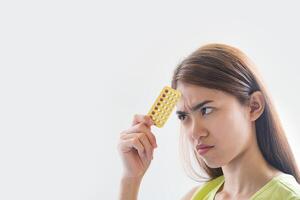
[191,173,300,200]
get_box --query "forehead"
[176,82,225,110]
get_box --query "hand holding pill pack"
[147,86,182,128]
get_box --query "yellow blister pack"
[147,86,182,128]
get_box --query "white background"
[1,1,300,199]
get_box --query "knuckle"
[132,137,140,145]
[138,132,146,139]
[136,123,145,130]
[132,139,144,151]
[150,132,156,139]
[119,130,129,138]
[144,131,152,139]
[119,130,126,136]
[120,133,127,140]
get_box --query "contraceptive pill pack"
[147,86,182,128]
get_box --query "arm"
[118,115,157,200]
[119,177,142,200]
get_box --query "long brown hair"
[171,43,300,183]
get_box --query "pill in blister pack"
[147,86,182,128]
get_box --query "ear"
[248,91,265,122]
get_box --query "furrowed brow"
[176,100,213,115]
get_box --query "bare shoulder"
[180,186,200,200]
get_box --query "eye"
[177,114,187,121]
[200,107,213,116]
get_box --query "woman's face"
[176,82,255,168]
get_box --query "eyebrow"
[176,100,214,115]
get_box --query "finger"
[117,136,139,153]
[145,130,157,148]
[121,132,153,161]
[138,133,153,161]
[118,137,148,167]
[131,138,148,167]
[132,114,154,127]
[123,123,157,148]
[120,131,157,149]
[134,123,157,148]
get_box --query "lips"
[196,144,214,155]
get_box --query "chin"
[202,157,226,168]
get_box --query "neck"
[220,134,281,197]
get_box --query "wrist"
[121,176,143,185]
[119,176,143,200]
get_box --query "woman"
[118,44,300,199]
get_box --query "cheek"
[207,110,252,164]
[212,108,250,142]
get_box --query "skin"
[176,82,281,200]
[118,114,157,200]
[117,81,281,200]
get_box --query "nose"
[190,118,208,141]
